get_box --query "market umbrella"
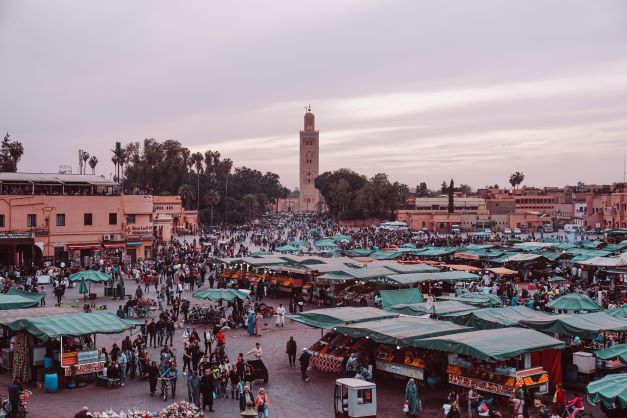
[78,278,89,295]
[586,374,627,410]
[606,304,627,318]
[548,276,569,283]
[595,343,627,363]
[193,288,250,302]
[546,292,603,313]
[308,229,321,236]
[68,270,111,283]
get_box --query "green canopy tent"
[249,251,273,257]
[0,289,44,310]
[343,249,373,257]
[546,292,603,313]
[380,288,424,309]
[586,374,627,411]
[410,328,565,362]
[382,271,480,285]
[594,343,627,364]
[289,307,398,329]
[331,234,352,243]
[606,305,627,318]
[335,316,471,347]
[386,300,476,317]
[308,229,321,236]
[275,245,300,254]
[520,312,627,339]
[447,306,556,329]
[400,243,417,249]
[192,288,250,302]
[289,240,312,249]
[548,276,569,283]
[68,270,112,283]
[437,293,503,308]
[3,311,135,341]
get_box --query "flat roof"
[0,172,117,186]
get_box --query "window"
[27,214,37,227]
[56,214,65,226]
[126,214,136,224]
[109,213,117,225]
[0,215,4,228]
[84,213,93,226]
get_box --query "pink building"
[0,173,154,266]
[582,192,627,230]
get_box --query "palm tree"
[240,194,259,220]
[448,179,455,213]
[509,171,525,189]
[191,152,204,210]
[88,156,98,174]
[111,142,125,184]
[203,190,221,225]
[81,151,90,174]
[178,184,195,209]
[7,141,24,172]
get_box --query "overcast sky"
[1,1,627,190]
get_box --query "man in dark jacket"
[299,348,311,382]
[286,336,297,366]
[199,369,215,412]
[8,378,23,418]
[147,319,157,348]
[156,318,166,346]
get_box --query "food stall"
[411,328,565,397]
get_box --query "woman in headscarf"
[247,311,255,336]
[254,311,263,337]
[405,378,419,416]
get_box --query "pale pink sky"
[1,1,627,189]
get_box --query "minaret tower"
[299,105,320,211]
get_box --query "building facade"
[299,107,321,211]
[153,195,198,241]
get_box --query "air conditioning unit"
[103,235,112,241]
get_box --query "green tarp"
[548,276,568,283]
[411,328,565,362]
[586,374,627,410]
[448,306,556,330]
[546,292,603,312]
[314,239,338,249]
[193,288,250,302]
[335,317,471,347]
[0,307,78,326]
[383,271,480,285]
[380,288,424,309]
[0,289,44,309]
[412,247,458,257]
[249,251,273,257]
[369,250,404,260]
[289,307,398,329]
[386,300,476,317]
[521,312,627,339]
[275,245,300,253]
[343,249,373,257]
[604,243,627,252]
[437,293,503,308]
[606,305,627,318]
[594,343,627,363]
[330,234,352,243]
[581,240,603,249]
[4,311,134,341]
[69,270,112,283]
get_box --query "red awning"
[67,243,101,251]
[103,242,125,249]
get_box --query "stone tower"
[299,106,320,211]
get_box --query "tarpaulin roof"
[289,307,398,329]
[330,234,353,243]
[606,305,627,318]
[489,252,520,263]
[586,374,627,410]
[412,247,459,257]
[442,264,483,272]
[594,343,627,363]
[581,240,603,249]
[411,328,565,362]
[335,316,471,347]
[343,249,373,257]
[566,248,611,257]
[448,306,556,329]
[604,243,627,252]
[521,312,627,339]
[380,288,424,309]
[569,254,598,263]
[546,292,603,312]
[368,250,404,260]
[549,243,577,250]
[579,255,627,267]
[314,239,338,249]
[539,252,563,261]
[368,262,438,274]
[437,293,503,308]
[459,244,495,250]
[386,300,476,317]
[192,288,250,302]
[0,289,44,310]
[548,276,569,283]
[275,245,300,253]
[383,271,480,285]
[3,311,134,341]
[487,268,518,275]
[0,307,78,326]
[68,270,111,283]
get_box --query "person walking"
[247,311,255,336]
[286,336,297,366]
[148,361,160,396]
[147,319,157,348]
[240,384,254,412]
[468,386,479,418]
[229,364,241,400]
[186,370,201,407]
[255,388,269,418]
[405,378,419,416]
[299,348,311,382]
[199,369,215,412]
[165,319,175,346]
[254,311,263,336]
[156,318,165,346]
[275,303,285,327]
[117,351,128,386]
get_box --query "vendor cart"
[247,359,269,383]
[334,378,376,418]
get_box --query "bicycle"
[160,377,173,401]
[1,390,31,418]
[561,407,594,418]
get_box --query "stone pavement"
[0,276,604,417]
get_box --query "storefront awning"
[411,328,565,362]
[103,242,125,249]
[67,243,101,250]
[289,307,398,329]
[380,288,424,309]
[126,242,142,247]
[386,300,476,317]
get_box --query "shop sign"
[63,361,105,376]
[376,359,424,380]
[126,225,154,239]
[0,232,33,240]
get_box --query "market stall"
[594,344,627,373]
[545,292,604,313]
[446,306,556,330]
[586,374,627,418]
[192,288,250,302]
[0,289,44,310]
[437,292,503,308]
[385,300,476,318]
[69,270,112,299]
[411,328,565,396]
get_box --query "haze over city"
[2,0,627,188]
